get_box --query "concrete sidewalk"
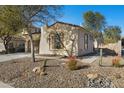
[36,55,63,59]
[78,56,99,63]
[0,53,30,62]
[0,81,13,88]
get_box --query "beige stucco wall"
[78,30,94,56]
[39,26,54,55]
[39,24,94,56]
[94,39,98,48]
[39,26,79,56]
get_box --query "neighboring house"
[8,37,25,53]
[39,22,94,56]
[0,37,25,53]
[0,26,41,54]
[22,27,41,53]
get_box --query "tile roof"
[48,21,89,32]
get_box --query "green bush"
[112,56,121,67]
[67,56,77,70]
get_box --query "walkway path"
[0,53,30,62]
[36,55,63,59]
[0,53,99,64]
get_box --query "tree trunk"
[55,31,70,56]
[3,41,8,54]
[29,34,35,62]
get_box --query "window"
[84,34,88,50]
[49,32,64,50]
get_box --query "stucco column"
[118,40,122,56]
[25,40,29,53]
[39,26,53,55]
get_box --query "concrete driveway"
[0,81,13,88]
[0,53,31,62]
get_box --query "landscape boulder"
[86,73,115,88]
[32,67,46,75]
[87,73,98,79]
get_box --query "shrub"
[66,55,77,70]
[112,55,121,67]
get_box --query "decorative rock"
[87,73,98,79]
[32,67,44,75]
[33,67,40,73]
[86,74,114,88]
[115,73,121,79]
[0,57,117,88]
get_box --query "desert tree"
[83,11,106,47]
[19,5,63,62]
[83,11,106,66]
[0,6,23,53]
[0,24,14,53]
[103,26,122,44]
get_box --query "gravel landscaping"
[0,56,124,88]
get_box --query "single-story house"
[8,37,25,53]
[39,22,94,56]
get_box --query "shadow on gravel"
[101,48,117,57]
[100,65,113,67]
[100,64,124,68]
[76,65,91,70]
[45,65,60,68]
[35,59,55,62]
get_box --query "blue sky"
[57,5,124,36]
